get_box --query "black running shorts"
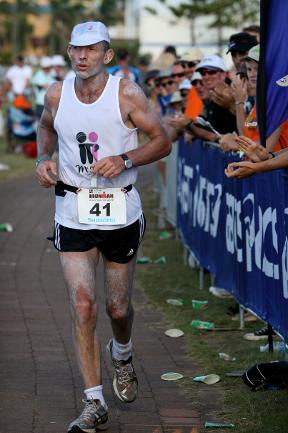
[52,213,146,264]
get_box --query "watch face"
[125,159,133,169]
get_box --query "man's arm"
[35,82,61,187]
[92,80,171,178]
[225,149,288,179]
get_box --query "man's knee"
[106,301,132,322]
[71,291,96,325]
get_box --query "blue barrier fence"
[176,138,288,341]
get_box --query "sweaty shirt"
[53,75,142,230]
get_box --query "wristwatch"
[120,153,133,169]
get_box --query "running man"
[35,21,171,433]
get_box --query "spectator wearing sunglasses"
[178,79,192,107]
[195,55,237,135]
[191,71,209,101]
[177,47,203,79]
[142,69,161,115]
[154,68,175,115]
[171,62,186,87]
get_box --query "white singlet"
[54,74,142,230]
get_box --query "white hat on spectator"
[179,47,203,63]
[191,71,202,84]
[156,67,172,80]
[169,91,183,104]
[40,56,53,68]
[52,55,66,67]
[179,79,192,90]
[196,55,227,72]
[243,44,260,63]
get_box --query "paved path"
[0,172,208,433]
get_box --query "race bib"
[77,188,126,225]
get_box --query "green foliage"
[145,0,260,46]
[0,0,38,56]
[98,0,124,25]
[201,0,260,29]
[136,187,288,433]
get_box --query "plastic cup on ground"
[204,421,235,428]
[165,328,184,338]
[191,320,214,330]
[193,374,220,385]
[161,372,184,381]
[0,223,13,232]
[192,299,208,309]
[166,298,184,306]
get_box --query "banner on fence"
[177,139,288,341]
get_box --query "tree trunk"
[12,0,19,57]
[190,17,196,46]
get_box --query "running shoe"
[67,399,108,433]
[106,339,138,403]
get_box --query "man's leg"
[104,257,138,402]
[104,257,136,343]
[60,249,108,432]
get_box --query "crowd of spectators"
[3,23,286,184]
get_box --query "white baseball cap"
[196,54,227,72]
[191,71,202,84]
[243,44,260,63]
[179,79,192,90]
[69,21,110,47]
[40,56,52,68]
[52,54,66,66]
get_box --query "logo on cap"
[276,74,288,87]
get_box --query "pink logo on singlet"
[76,131,99,165]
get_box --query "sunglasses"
[171,73,185,79]
[191,79,203,86]
[200,69,219,76]
[160,80,174,87]
[180,61,199,68]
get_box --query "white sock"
[84,385,107,408]
[112,338,132,361]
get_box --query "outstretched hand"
[210,82,235,111]
[225,160,256,179]
[35,160,57,187]
[235,136,269,162]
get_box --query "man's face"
[199,68,226,91]
[171,63,186,86]
[231,50,248,71]
[193,80,209,101]
[159,77,175,96]
[68,42,113,79]
[179,60,199,79]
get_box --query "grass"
[0,136,35,181]
[135,187,288,433]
